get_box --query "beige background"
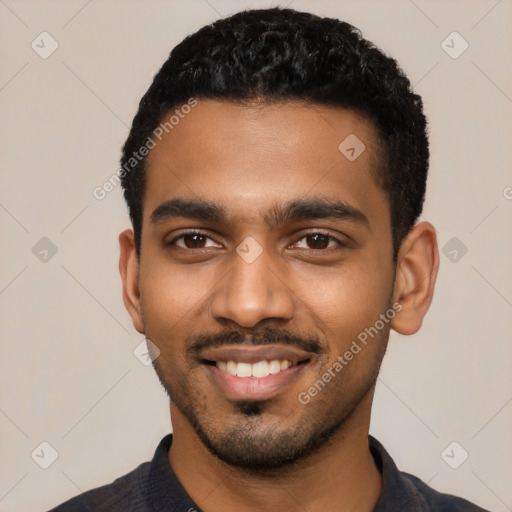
[1,0,511,511]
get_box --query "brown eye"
[294,232,343,251]
[306,233,329,249]
[180,234,207,249]
[168,231,218,249]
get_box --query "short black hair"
[120,7,428,260]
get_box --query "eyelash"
[167,230,346,252]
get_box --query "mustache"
[187,327,323,356]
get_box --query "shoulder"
[46,461,151,512]
[400,470,492,512]
[369,436,491,512]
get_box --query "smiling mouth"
[202,358,311,378]
[197,344,316,400]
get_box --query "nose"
[209,242,295,329]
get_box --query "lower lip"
[204,363,307,401]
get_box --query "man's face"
[134,100,396,470]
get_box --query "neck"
[168,390,382,512]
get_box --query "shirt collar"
[369,435,424,511]
[148,434,201,511]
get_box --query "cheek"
[295,257,393,337]
[138,260,209,350]
[301,263,393,390]
[141,248,215,311]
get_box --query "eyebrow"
[150,196,369,228]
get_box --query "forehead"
[143,100,388,228]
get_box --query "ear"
[119,229,144,334]
[391,221,439,335]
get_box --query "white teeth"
[226,360,238,376]
[216,359,293,378]
[269,359,281,374]
[236,362,252,377]
[252,360,270,378]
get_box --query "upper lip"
[198,344,314,365]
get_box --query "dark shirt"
[48,434,491,511]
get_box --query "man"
[49,7,490,512]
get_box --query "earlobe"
[119,229,144,334]
[391,222,440,336]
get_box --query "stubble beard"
[151,337,388,474]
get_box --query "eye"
[166,230,346,252]
[167,231,219,249]
[292,232,345,251]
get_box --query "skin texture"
[119,100,439,512]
